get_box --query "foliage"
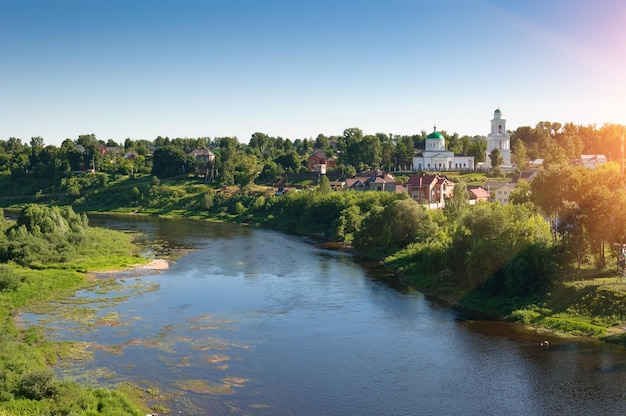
[0,205,90,266]
[151,145,193,179]
[17,369,57,400]
[531,163,626,267]
[0,208,148,414]
[0,265,22,292]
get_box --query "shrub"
[17,369,57,400]
[234,201,246,215]
[0,265,21,292]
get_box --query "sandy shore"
[93,258,169,275]
[141,259,169,270]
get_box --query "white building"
[485,108,512,169]
[412,128,475,171]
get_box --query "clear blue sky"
[1,0,625,146]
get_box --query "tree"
[385,199,437,249]
[489,148,503,170]
[314,134,330,152]
[341,127,364,167]
[360,135,382,168]
[512,140,528,170]
[317,175,331,193]
[232,153,260,188]
[249,132,271,154]
[217,137,239,165]
[509,181,531,205]
[275,151,300,173]
[151,146,193,179]
[355,198,436,251]
[444,181,469,220]
[468,137,487,163]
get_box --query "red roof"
[406,173,442,187]
[468,187,490,199]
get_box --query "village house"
[344,170,397,192]
[189,147,216,164]
[468,186,491,204]
[123,151,139,160]
[405,173,455,206]
[484,181,517,205]
[307,149,337,172]
[577,154,607,169]
[518,169,540,183]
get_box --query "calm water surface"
[21,215,626,415]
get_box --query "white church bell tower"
[485,108,511,168]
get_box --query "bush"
[17,369,57,400]
[0,265,21,292]
[234,201,246,215]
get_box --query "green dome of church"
[427,131,444,140]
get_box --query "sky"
[1,0,625,146]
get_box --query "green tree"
[468,137,487,163]
[360,135,382,168]
[489,148,503,170]
[509,181,531,205]
[317,175,331,193]
[151,146,193,179]
[232,153,260,188]
[444,181,469,220]
[512,140,528,170]
[275,151,300,173]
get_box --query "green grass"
[0,224,153,414]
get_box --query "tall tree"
[489,148,503,170]
[151,146,193,179]
[444,181,469,220]
[512,140,528,170]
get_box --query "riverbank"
[0,207,156,415]
[92,259,170,275]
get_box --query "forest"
[0,121,621,193]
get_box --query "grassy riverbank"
[0,208,154,415]
[396,259,626,342]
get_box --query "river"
[20,215,626,415]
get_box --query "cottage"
[468,186,491,204]
[578,154,607,169]
[307,149,337,171]
[344,170,397,192]
[189,147,215,164]
[484,181,517,205]
[405,173,455,205]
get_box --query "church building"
[485,108,512,168]
[412,127,475,171]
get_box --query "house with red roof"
[405,173,455,206]
[344,170,397,192]
[307,149,337,172]
[468,186,491,204]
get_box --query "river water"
[20,215,626,415]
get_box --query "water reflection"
[17,215,626,415]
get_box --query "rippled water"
[20,215,626,415]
